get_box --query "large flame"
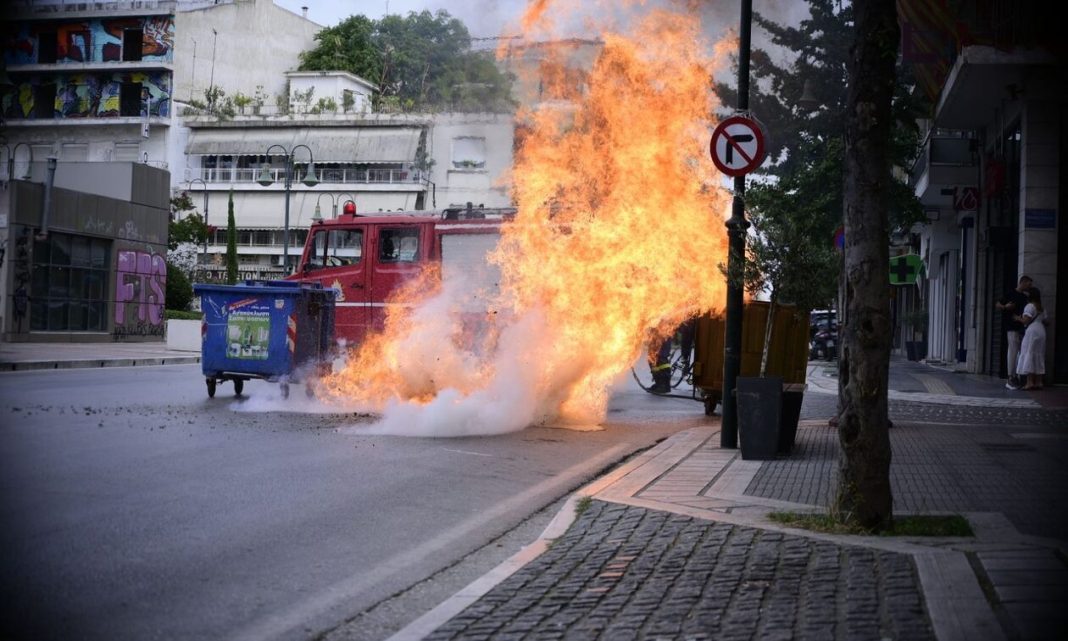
[318,1,734,435]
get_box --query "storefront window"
[30,232,111,331]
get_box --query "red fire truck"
[286,202,516,345]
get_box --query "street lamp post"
[257,144,317,272]
[186,178,209,265]
[720,0,754,449]
[313,192,357,222]
[5,142,33,181]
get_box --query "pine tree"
[225,188,238,285]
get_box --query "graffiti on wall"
[114,249,166,331]
[2,16,173,120]
[1,70,171,120]
[3,17,174,65]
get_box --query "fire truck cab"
[288,204,515,345]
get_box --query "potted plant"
[904,308,927,361]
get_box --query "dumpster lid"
[194,280,334,298]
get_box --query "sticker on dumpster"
[227,297,258,313]
[226,299,272,360]
[275,299,285,309]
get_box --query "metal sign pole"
[720,0,753,449]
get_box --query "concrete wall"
[287,72,374,114]
[173,0,321,106]
[1018,97,1060,374]
[1,168,170,342]
[427,113,515,209]
[17,160,170,210]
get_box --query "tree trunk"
[834,0,898,531]
[760,292,776,378]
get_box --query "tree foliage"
[170,191,209,251]
[226,189,238,285]
[299,10,514,112]
[165,262,194,311]
[714,0,923,312]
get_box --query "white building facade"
[903,1,1065,384]
[181,106,515,279]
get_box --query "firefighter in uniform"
[648,318,696,394]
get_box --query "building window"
[30,232,110,332]
[62,143,88,161]
[451,137,486,169]
[34,84,56,119]
[119,82,142,117]
[114,143,141,161]
[38,31,57,63]
[122,28,144,62]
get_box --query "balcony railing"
[8,43,172,67]
[198,167,426,185]
[909,128,977,188]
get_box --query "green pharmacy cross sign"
[889,254,924,286]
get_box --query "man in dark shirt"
[996,275,1032,388]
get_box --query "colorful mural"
[2,15,174,121]
[1,71,171,120]
[3,15,173,65]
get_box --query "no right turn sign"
[710,115,766,177]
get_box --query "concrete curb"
[383,429,698,641]
[805,364,1041,409]
[0,356,201,372]
[395,417,1043,641]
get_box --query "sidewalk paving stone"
[424,501,936,641]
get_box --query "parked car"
[809,309,837,361]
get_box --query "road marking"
[230,442,632,641]
[441,448,494,457]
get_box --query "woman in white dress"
[1015,287,1046,390]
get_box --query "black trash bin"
[737,376,782,460]
[778,388,804,455]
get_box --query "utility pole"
[720,0,753,449]
[209,29,217,95]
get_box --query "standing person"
[995,275,1032,389]
[1015,287,1047,391]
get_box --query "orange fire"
[317,1,734,433]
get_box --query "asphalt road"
[0,363,706,641]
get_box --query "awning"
[186,127,423,163]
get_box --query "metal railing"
[198,166,426,185]
[9,43,173,66]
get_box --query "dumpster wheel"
[234,379,244,396]
[206,378,217,398]
[280,382,290,399]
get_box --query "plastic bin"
[194,280,335,398]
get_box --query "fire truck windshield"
[308,228,363,269]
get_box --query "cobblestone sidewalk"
[425,500,935,641]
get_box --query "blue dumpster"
[194,280,336,398]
